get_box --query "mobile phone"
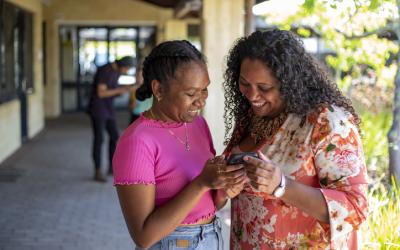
[227,152,259,165]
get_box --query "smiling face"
[239,58,285,118]
[155,61,210,123]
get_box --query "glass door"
[60,26,78,112]
[59,25,156,112]
[109,28,138,107]
[78,27,108,110]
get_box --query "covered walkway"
[0,113,230,250]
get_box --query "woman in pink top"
[112,40,246,249]
[222,30,368,249]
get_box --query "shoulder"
[119,117,157,146]
[193,115,208,127]
[95,64,113,81]
[309,104,356,127]
[308,105,359,145]
[97,63,110,72]
[191,115,212,133]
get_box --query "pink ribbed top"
[112,114,216,224]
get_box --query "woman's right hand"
[194,156,246,190]
[225,180,247,198]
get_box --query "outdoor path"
[0,112,230,250]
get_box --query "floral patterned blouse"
[230,105,369,250]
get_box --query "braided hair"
[136,40,206,101]
[224,29,360,146]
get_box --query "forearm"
[98,88,124,98]
[134,180,208,248]
[281,178,329,223]
[213,190,228,210]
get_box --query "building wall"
[0,0,44,163]
[202,0,244,154]
[165,19,188,41]
[42,0,176,117]
[0,0,246,163]
[0,101,21,163]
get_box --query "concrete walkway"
[0,112,230,250]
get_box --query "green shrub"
[360,111,392,181]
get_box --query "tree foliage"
[264,0,397,90]
[260,0,400,182]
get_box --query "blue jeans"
[138,217,223,250]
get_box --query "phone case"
[227,152,258,165]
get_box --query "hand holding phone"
[227,152,259,165]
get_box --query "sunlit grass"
[358,111,400,249]
[360,179,400,249]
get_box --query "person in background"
[223,29,368,249]
[87,56,134,182]
[128,61,153,124]
[112,40,246,249]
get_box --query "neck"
[262,113,282,120]
[259,108,286,120]
[149,106,179,123]
[250,112,288,143]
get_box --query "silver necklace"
[150,109,190,151]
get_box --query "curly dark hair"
[223,29,360,146]
[136,40,206,101]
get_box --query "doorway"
[59,25,156,112]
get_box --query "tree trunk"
[387,47,400,184]
[388,0,400,185]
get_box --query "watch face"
[273,187,285,198]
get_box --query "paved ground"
[0,112,230,250]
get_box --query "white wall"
[202,0,244,154]
[0,101,21,163]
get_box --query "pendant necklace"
[150,109,190,151]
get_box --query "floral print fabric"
[230,105,368,250]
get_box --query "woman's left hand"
[244,151,282,195]
[211,156,247,198]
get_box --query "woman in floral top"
[222,29,368,249]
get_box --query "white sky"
[252,0,305,16]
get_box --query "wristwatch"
[272,172,286,198]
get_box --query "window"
[0,0,33,104]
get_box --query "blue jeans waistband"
[171,217,222,236]
[141,217,223,250]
